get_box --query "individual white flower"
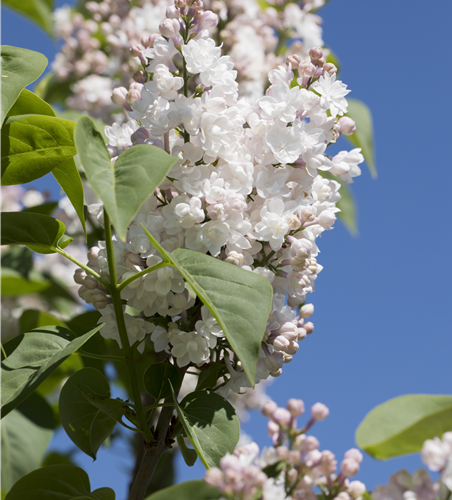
[195,306,224,348]
[259,82,303,124]
[182,38,221,75]
[151,325,170,353]
[330,149,364,183]
[105,120,139,148]
[145,64,183,100]
[171,331,210,366]
[255,198,289,251]
[145,37,178,72]
[311,72,350,117]
[142,255,185,296]
[264,124,306,164]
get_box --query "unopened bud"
[111,87,128,106]
[92,292,108,309]
[200,11,218,28]
[270,368,283,377]
[287,54,302,67]
[288,450,302,466]
[299,61,317,78]
[84,275,99,290]
[175,0,186,7]
[348,481,366,498]
[204,468,223,488]
[300,304,314,318]
[304,321,314,334]
[272,407,292,426]
[262,400,278,417]
[129,44,144,57]
[309,46,324,61]
[131,127,149,145]
[297,327,307,340]
[133,71,146,84]
[341,458,360,477]
[267,420,280,436]
[273,335,290,351]
[159,18,180,38]
[166,6,181,18]
[276,446,289,460]
[311,402,329,421]
[338,116,356,136]
[323,62,337,75]
[127,89,141,104]
[74,269,87,285]
[287,398,305,417]
[344,449,363,464]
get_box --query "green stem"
[259,249,276,267]
[55,247,111,290]
[143,402,175,413]
[78,350,126,363]
[104,210,154,442]
[1,343,7,359]
[117,261,171,292]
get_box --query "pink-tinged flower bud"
[159,18,180,38]
[279,322,299,342]
[276,446,289,460]
[129,44,144,57]
[84,275,99,290]
[347,481,366,498]
[287,467,298,484]
[127,89,141,104]
[74,269,87,285]
[338,116,356,136]
[262,400,278,417]
[78,286,92,302]
[344,449,363,464]
[286,341,299,355]
[141,35,153,48]
[300,207,315,223]
[341,458,360,477]
[133,71,146,84]
[288,450,302,466]
[297,327,307,340]
[92,292,108,309]
[204,467,223,487]
[304,435,320,451]
[299,61,317,78]
[111,87,128,106]
[166,6,181,18]
[323,62,337,75]
[287,398,305,417]
[267,420,280,436]
[175,0,186,8]
[190,0,203,11]
[304,322,314,334]
[300,304,314,318]
[317,211,336,229]
[311,402,329,421]
[287,54,302,67]
[272,407,292,426]
[334,493,352,500]
[87,246,100,264]
[305,449,322,467]
[309,47,324,61]
[319,450,337,476]
[282,352,292,364]
[200,10,218,28]
[270,367,283,377]
[273,335,290,351]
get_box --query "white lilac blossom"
[51,0,328,120]
[74,2,363,395]
[204,398,366,500]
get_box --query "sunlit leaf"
[144,481,221,500]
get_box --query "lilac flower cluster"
[52,0,328,120]
[204,398,366,500]
[74,0,363,394]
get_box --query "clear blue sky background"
[2,0,452,497]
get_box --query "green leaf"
[59,367,117,459]
[320,171,357,235]
[4,465,115,500]
[177,435,198,467]
[0,46,47,125]
[1,324,103,418]
[1,268,50,296]
[0,246,33,278]
[74,116,178,240]
[262,461,285,479]
[21,201,58,216]
[57,110,108,143]
[19,309,67,334]
[79,390,128,425]
[1,212,72,254]
[144,480,221,500]
[143,229,273,384]
[52,157,87,238]
[42,452,75,467]
[6,88,54,118]
[2,0,54,36]
[345,98,376,178]
[171,387,240,468]
[196,364,224,391]
[1,115,77,185]
[143,361,183,400]
[356,394,452,459]
[92,488,116,500]
[15,389,56,430]
[1,409,53,496]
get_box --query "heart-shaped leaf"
[1,408,53,496]
[74,116,178,240]
[80,390,129,425]
[0,46,47,125]
[4,465,115,500]
[356,394,452,459]
[7,88,54,118]
[2,0,54,36]
[1,211,72,254]
[1,268,50,296]
[345,98,376,178]
[1,324,103,417]
[1,114,77,185]
[142,228,273,384]
[171,386,240,468]
[143,360,183,401]
[59,367,117,459]
[144,481,221,500]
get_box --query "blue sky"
[2,0,452,496]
